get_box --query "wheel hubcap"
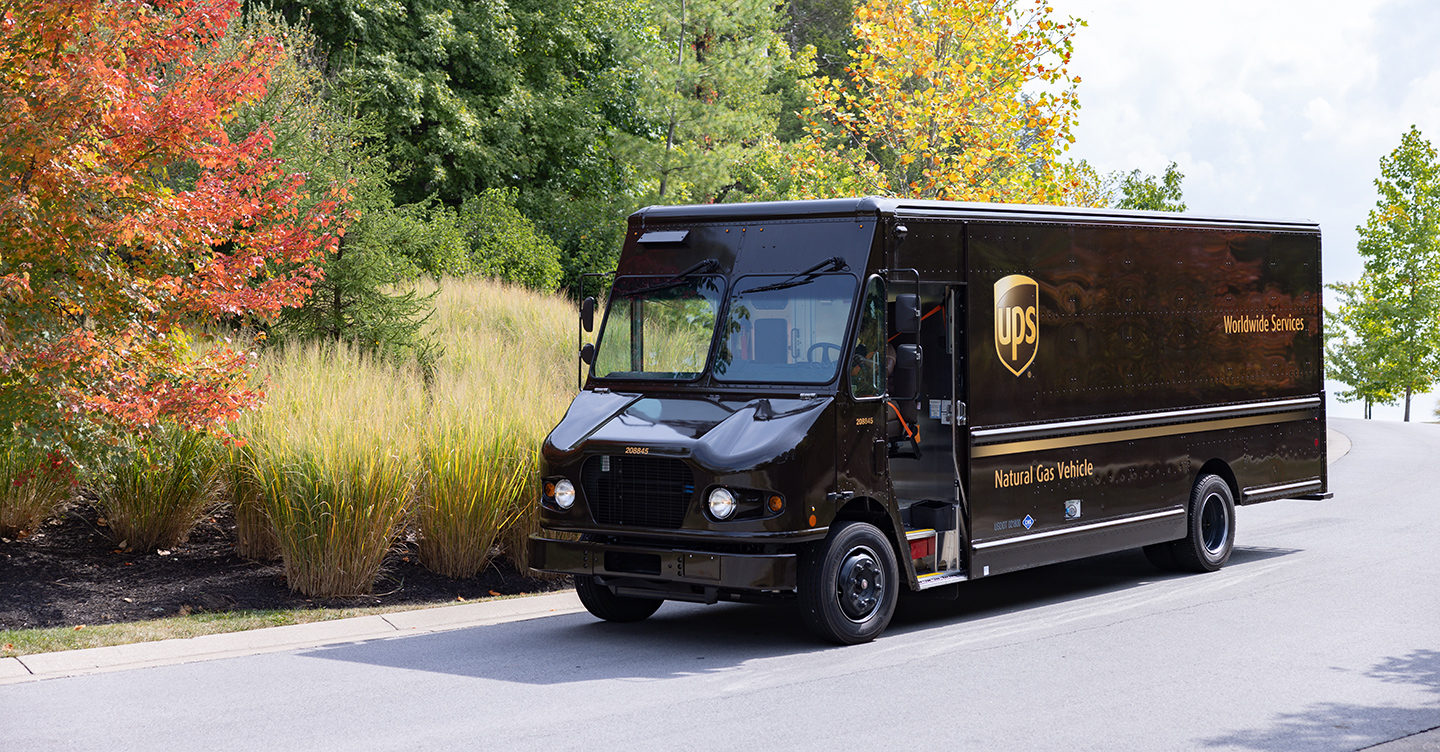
[837,545,883,622]
[1200,491,1229,555]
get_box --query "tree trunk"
[658,0,685,201]
[1404,386,1412,422]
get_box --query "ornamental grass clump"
[237,340,426,596]
[97,427,224,552]
[0,443,74,539]
[255,442,415,597]
[227,442,279,561]
[417,419,533,579]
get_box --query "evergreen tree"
[629,0,791,203]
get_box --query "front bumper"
[528,535,797,592]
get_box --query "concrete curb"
[0,590,583,686]
[1328,426,1352,465]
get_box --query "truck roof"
[633,197,1320,234]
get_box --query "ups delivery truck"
[528,197,1329,644]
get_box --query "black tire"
[574,575,663,623]
[798,521,899,645]
[1171,474,1236,573]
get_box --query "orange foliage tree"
[791,0,1083,203]
[0,0,345,464]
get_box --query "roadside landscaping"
[1,278,584,654]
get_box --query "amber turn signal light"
[544,482,556,497]
[768,495,784,513]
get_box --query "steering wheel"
[807,342,842,364]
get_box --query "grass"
[226,277,579,595]
[0,596,532,657]
[0,445,73,540]
[97,427,224,553]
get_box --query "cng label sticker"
[994,274,1039,376]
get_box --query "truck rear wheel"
[798,521,898,645]
[1171,474,1236,573]
[575,575,663,623]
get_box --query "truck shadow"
[889,545,1297,634]
[299,545,1298,685]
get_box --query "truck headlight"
[708,487,737,520]
[554,479,576,509]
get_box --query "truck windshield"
[713,273,858,384]
[593,275,725,380]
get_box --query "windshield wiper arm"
[625,258,720,297]
[741,256,848,294]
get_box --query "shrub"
[459,189,564,292]
[0,443,74,539]
[97,427,224,553]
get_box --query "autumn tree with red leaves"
[0,0,345,466]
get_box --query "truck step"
[916,570,968,590]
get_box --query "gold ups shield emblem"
[994,274,1039,376]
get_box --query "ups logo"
[994,274,1039,376]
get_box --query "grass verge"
[0,594,543,658]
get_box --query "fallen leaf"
[455,595,465,602]
[156,549,171,556]
[73,625,85,631]
[122,597,133,603]
[488,590,501,597]
[96,517,108,527]
[3,643,14,651]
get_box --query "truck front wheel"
[575,575,663,623]
[798,521,898,645]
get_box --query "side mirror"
[580,296,596,333]
[580,342,595,365]
[895,294,921,334]
[891,344,923,400]
[897,343,922,371]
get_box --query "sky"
[1058,0,1440,421]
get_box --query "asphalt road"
[4,417,1438,752]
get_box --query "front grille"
[582,455,695,529]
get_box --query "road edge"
[0,589,583,685]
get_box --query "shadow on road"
[299,544,1299,685]
[1199,649,1440,750]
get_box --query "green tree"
[225,9,440,365]
[629,0,790,203]
[1352,126,1440,421]
[1326,275,1399,419]
[1114,161,1186,212]
[264,0,641,206]
[459,189,564,292]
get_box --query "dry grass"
[229,277,579,593]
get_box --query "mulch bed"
[0,502,570,630]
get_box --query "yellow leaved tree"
[790,0,1085,203]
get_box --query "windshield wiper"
[624,258,720,297]
[740,256,848,294]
